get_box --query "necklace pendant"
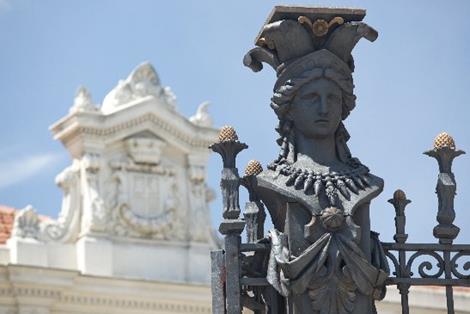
[303,175,314,193]
[314,179,323,195]
[336,179,350,199]
[294,173,305,189]
[345,178,359,194]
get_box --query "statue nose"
[318,96,329,116]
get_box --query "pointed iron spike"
[294,174,305,189]
[314,180,323,195]
[303,176,314,192]
[336,179,351,199]
[345,178,359,194]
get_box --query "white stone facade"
[0,265,211,314]
[0,62,219,313]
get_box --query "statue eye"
[300,92,319,101]
[328,94,341,103]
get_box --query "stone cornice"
[50,97,218,153]
[0,265,211,313]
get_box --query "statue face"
[288,78,342,139]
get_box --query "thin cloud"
[0,0,10,12]
[0,153,63,190]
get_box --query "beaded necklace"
[271,158,371,206]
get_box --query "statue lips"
[313,118,330,129]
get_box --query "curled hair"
[269,66,356,168]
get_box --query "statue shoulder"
[255,166,383,221]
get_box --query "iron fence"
[210,131,469,314]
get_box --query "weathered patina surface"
[243,6,388,314]
[210,6,469,314]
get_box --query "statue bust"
[243,7,389,313]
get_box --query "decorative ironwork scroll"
[382,132,468,314]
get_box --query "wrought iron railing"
[210,129,468,314]
[381,133,468,314]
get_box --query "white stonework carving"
[186,154,213,242]
[162,86,178,111]
[69,86,97,113]
[42,161,81,242]
[11,205,40,239]
[189,182,211,242]
[2,62,219,286]
[190,101,213,127]
[79,153,108,234]
[125,136,166,165]
[101,62,178,114]
[0,265,213,314]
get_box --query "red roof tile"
[0,205,16,244]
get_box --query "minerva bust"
[243,7,389,313]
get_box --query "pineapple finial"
[244,160,263,177]
[218,126,239,142]
[433,132,456,150]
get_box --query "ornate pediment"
[101,62,177,114]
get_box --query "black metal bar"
[240,243,269,252]
[446,285,455,314]
[398,249,409,314]
[444,250,455,313]
[382,242,470,251]
[211,250,226,314]
[240,277,270,286]
[386,277,470,286]
[388,190,412,314]
[225,234,242,314]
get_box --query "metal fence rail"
[210,131,469,314]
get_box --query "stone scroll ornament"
[243,7,389,314]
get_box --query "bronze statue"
[211,6,470,314]
[243,7,389,313]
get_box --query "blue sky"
[0,0,469,244]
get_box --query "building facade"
[0,62,218,314]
